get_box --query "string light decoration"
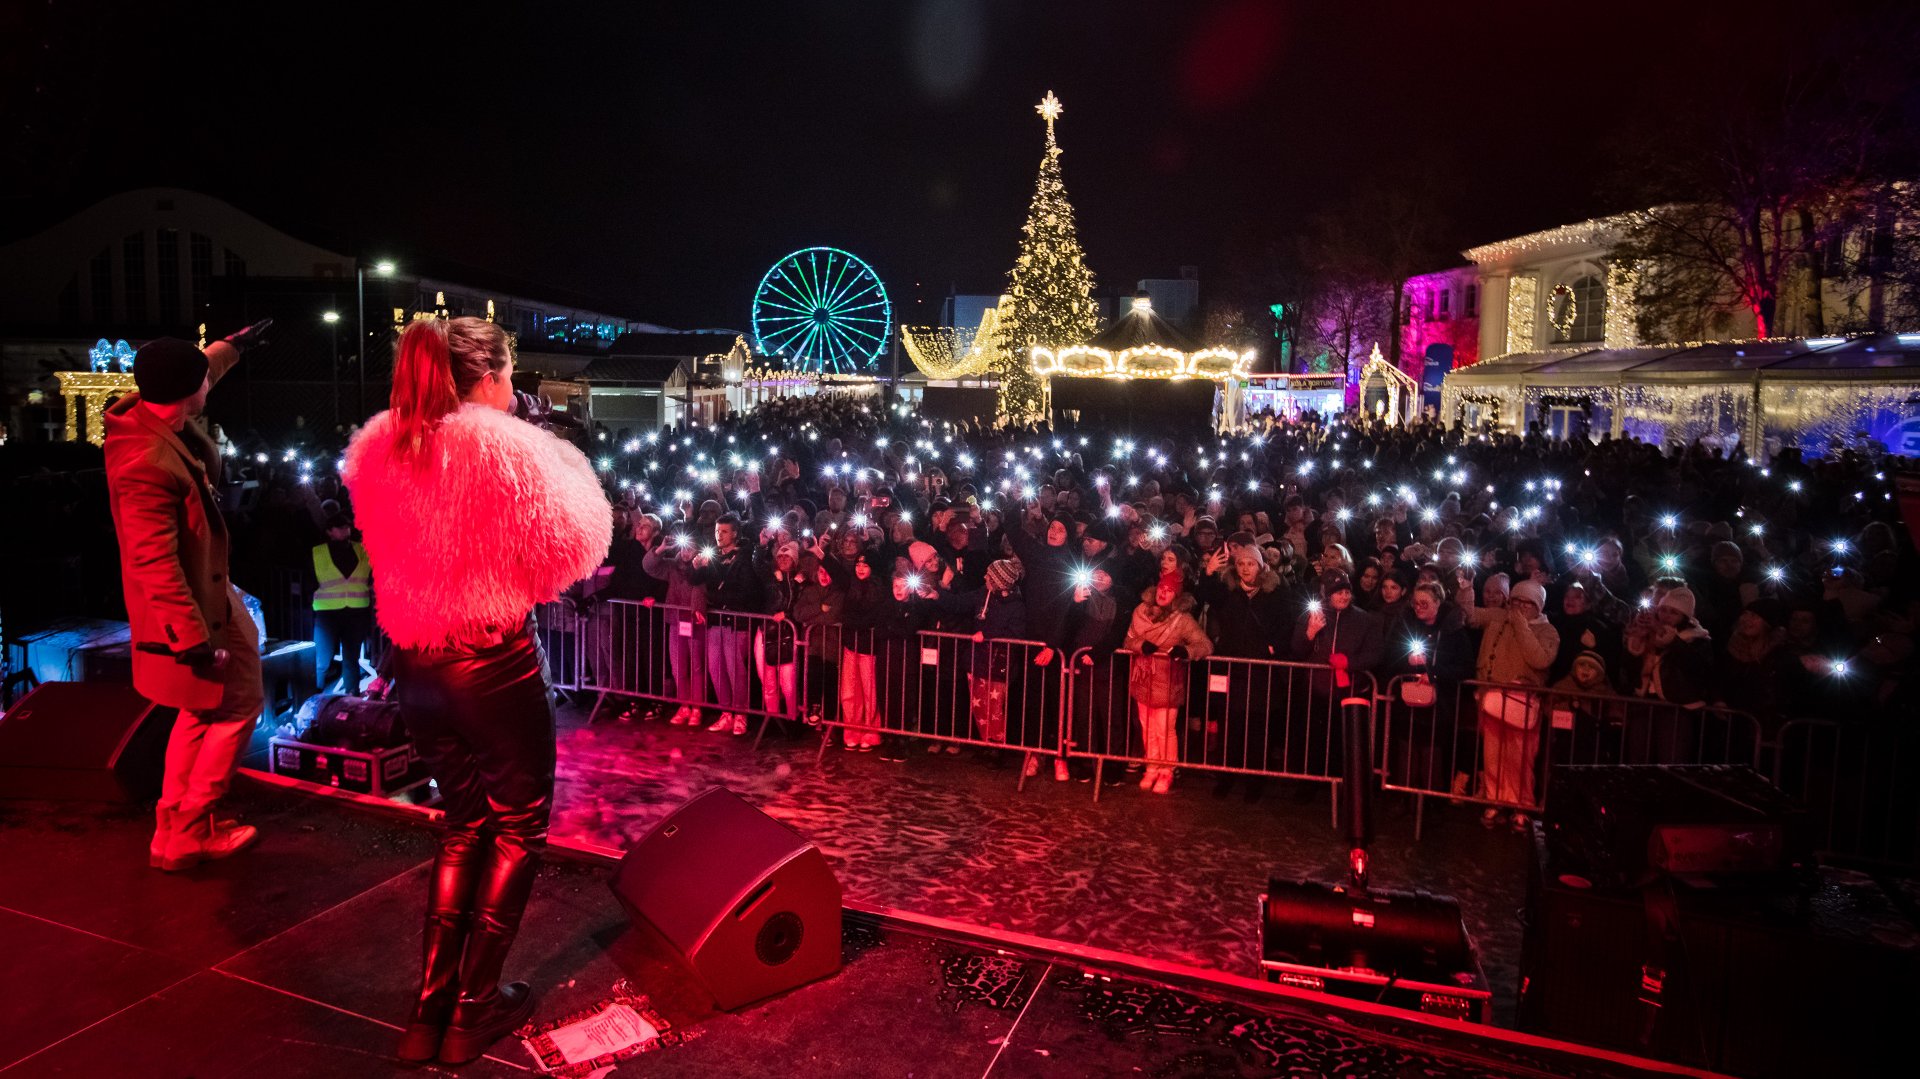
[997,91,1099,420]
[1547,283,1578,340]
[1029,342,1254,381]
[53,370,138,445]
[1505,273,1538,354]
[901,296,1007,380]
[1463,213,1632,266]
[1761,382,1920,456]
[1604,262,1641,348]
[1355,342,1419,425]
[1441,331,1920,453]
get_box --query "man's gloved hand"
[1138,640,1158,656]
[221,318,273,353]
[176,642,230,673]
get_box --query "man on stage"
[104,322,270,871]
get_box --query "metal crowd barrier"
[574,598,805,747]
[1772,718,1920,871]
[534,600,583,692]
[1061,647,1371,823]
[1376,675,1764,838]
[808,626,1064,789]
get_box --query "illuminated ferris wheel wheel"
[751,247,892,374]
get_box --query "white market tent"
[1439,332,1920,457]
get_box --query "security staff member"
[311,510,373,693]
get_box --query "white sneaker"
[731,714,747,736]
[707,714,732,732]
[1022,754,1040,778]
[1053,759,1071,783]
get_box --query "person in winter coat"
[344,317,611,1063]
[690,512,763,735]
[836,553,887,749]
[642,526,709,726]
[1064,565,1127,775]
[104,326,270,876]
[1460,577,1560,830]
[1195,544,1297,793]
[1124,571,1213,793]
[1292,571,1385,694]
[869,568,938,760]
[960,559,1029,745]
[1382,581,1474,794]
[1622,585,1716,761]
[792,552,845,724]
[1547,648,1627,766]
[1288,571,1385,783]
[1008,511,1077,645]
[753,540,804,720]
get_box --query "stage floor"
[534,699,1536,1022]
[0,784,1694,1078]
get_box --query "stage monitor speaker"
[0,681,175,802]
[610,787,842,1010]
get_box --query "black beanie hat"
[133,338,209,404]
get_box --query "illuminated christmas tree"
[998,91,1098,421]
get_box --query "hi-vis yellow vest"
[312,542,372,611]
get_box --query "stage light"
[1831,659,1852,677]
[1660,514,1678,531]
[1832,539,1851,554]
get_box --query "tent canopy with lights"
[1439,331,1920,457]
[1031,292,1254,430]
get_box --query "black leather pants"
[396,620,556,1006]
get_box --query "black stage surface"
[0,783,1712,1078]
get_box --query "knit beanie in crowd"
[1510,579,1548,619]
[1158,570,1185,598]
[1659,586,1697,619]
[986,560,1021,593]
[1573,649,1608,679]
[1320,570,1352,598]
[132,338,209,404]
[908,541,936,566]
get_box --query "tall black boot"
[396,825,484,1062]
[437,828,542,1064]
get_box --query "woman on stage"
[343,317,610,1064]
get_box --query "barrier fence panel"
[1061,647,1367,822]
[809,626,1063,788]
[1377,676,1765,836]
[534,600,582,692]
[1773,718,1920,871]
[576,599,806,745]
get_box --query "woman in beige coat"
[1460,575,1559,830]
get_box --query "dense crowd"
[516,391,1919,813]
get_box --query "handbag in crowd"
[1399,675,1437,709]
[1478,686,1540,729]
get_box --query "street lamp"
[357,260,397,422]
[323,311,342,429]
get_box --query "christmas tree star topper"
[1036,91,1062,138]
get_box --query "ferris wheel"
[751,247,892,374]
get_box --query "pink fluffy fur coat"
[342,403,611,649]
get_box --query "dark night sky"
[3,0,1903,328]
